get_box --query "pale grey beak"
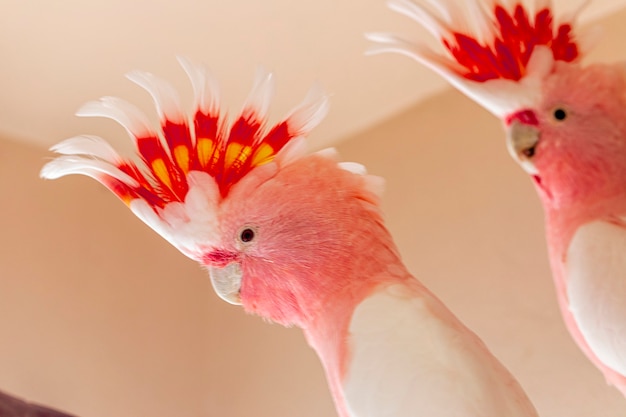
[506,121,540,175]
[209,263,243,305]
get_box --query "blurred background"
[2,1,626,416]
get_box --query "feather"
[126,69,186,125]
[368,0,588,117]
[42,59,538,416]
[567,220,626,377]
[177,55,221,117]
[76,97,154,140]
[387,0,451,40]
[49,135,122,163]
[284,81,330,136]
[43,58,329,255]
[241,67,274,123]
[274,136,308,167]
[344,284,537,416]
[315,147,340,160]
[40,155,138,187]
[338,162,368,176]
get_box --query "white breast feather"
[342,284,537,417]
[567,220,626,375]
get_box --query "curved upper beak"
[506,120,540,175]
[209,263,243,305]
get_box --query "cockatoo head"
[505,63,626,207]
[41,58,387,326]
[368,0,626,207]
[368,0,587,118]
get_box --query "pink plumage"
[41,57,537,416]
[369,0,626,396]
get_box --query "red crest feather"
[41,58,329,211]
[445,3,580,81]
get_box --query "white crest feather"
[315,147,339,160]
[177,56,221,116]
[339,160,386,198]
[49,135,122,163]
[40,155,138,187]
[126,69,186,124]
[388,0,451,40]
[365,32,466,74]
[242,68,274,121]
[559,0,590,25]
[43,58,333,265]
[338,162,368,175]
[387,0,492,46]
[284,81,330,135]
[367,0,592,118]
[76,96,154,139]
[274,136,308,167]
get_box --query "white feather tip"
[285,82,330,135]
[177,56,221,115]
[126,69,184,123]
[242,67,274,119]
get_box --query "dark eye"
[239,228,255,243]
[553,108,567,121]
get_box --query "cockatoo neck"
[300,245,413,417]
[243,223,409,330]
[542,191,626,256]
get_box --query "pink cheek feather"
[202,250,239,268]
[532,174,553,201]
[505,109,539,126]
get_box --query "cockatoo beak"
[209,263,243,305]
[506,111,540,175]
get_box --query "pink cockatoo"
[40,57,538,417]
[368,0,626,396]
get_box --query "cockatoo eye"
[239,228,256,243]
[553,108,568,121]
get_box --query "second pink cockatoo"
[369,0,626,396]
[40,57,538,416]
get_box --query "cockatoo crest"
[367,0,591,117]
[41,57,329,259]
